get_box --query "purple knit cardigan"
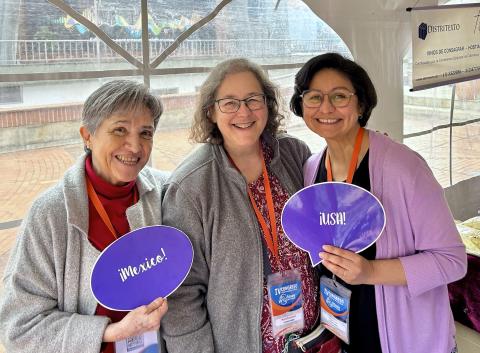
[304,129,467,353]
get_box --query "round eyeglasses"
[215,94,266,113]
[301,89,355,108]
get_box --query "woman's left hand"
[319,245,374,285]
[103,297,168,342]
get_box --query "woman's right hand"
[102,297,168,342]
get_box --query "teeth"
[233,122,254,129]
[316,118,339,124]
[116,156,139,165]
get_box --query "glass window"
[0,1,145,75]
[0,86,22,104]
[0,1,351,314]
[150,0,351,161]
[403,51,480,187]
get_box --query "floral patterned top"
[248,142,319,353]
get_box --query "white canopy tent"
[0,2,479,352]
[304,0,438,141]
[304,0,479,220]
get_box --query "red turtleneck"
[85,156,138,353]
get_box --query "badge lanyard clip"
[326,128,364,286]
[227,144,280,266]
[325,127,364,184]
[320,128,364,344]
[86,177,138,240]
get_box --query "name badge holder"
[228,144,306,337]
[319,127,361,344]
[267,268,305,337]
[115,330,159,353]
[88,169,160,352]
[319,276,351,344]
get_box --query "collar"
[212,132,281,183]
[63,154,157,235]
[85,156,136,199]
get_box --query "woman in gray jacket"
[0,80,168,353]
[161,59,317,353]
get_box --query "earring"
[84,144,92,154]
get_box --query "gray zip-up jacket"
[0,155,168,353]
[161,133,310,353]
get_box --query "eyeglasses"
[301,89,355,108]
[215,94,266,113]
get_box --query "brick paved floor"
[0,123,478,353]
[0,129,196,353]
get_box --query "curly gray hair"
[190,58,284,144]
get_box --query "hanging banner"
[281,182,386,267]
[91,225,194,311]
[410,3,480,91]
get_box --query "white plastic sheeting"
[304,0,479,219]
[303,0,439,140]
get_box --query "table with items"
[448,216,480,333]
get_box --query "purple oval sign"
[281,182,385,266]
[91,225,193,311]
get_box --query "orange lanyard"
[85,177,138,239]
[326,127,364,184]
[228,146,280,262]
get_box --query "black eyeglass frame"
[214,94,267,113]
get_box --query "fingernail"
[319,252,325,258]
[323,245,331,251]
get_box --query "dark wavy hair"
[290,53,377,127]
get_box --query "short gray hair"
[81,80,163,133]
[190,58,284,144]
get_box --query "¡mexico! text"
[118,248,167,282]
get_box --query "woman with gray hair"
[0,80,168,353]
[161,58,318,353]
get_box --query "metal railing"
[0,38,350,65]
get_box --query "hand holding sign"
[281,182,385,267]
[91,225,193,311]
[103,297,167,342]
[320,245,376,285]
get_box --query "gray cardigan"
[0,155,168,353]
[161,134,310,353]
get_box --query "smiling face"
[80,107,154,186]
[211,71,268,154]
[302,69,362,143]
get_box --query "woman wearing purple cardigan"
[290,53,467,353]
